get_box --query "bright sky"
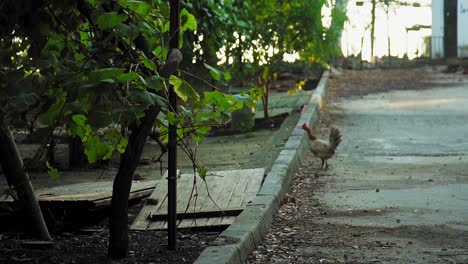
[340,0,432,60]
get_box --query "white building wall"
[458,0,468,57]
[432,0,445,58]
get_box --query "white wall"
[458,0,468,57]
[432,0,445,58]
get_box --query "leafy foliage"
[0,0,256,173]
[181,0,346,116]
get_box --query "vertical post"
[370,0,376,62]
[168,0,180,250]
[386,8,391,56]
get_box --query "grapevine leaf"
[169,75,200,102]
[145,76,165,91]
[203,63,221,81]
[131,89,165,107]
[140,52,156,71]
[198,166,207,179]
[181,8,197,31]
[97,12,129,30]
[88,68,125,82]
[46,161,60,179]
[117,72,141,82]
[84,135,114,163]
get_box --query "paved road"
[317,84,468,263]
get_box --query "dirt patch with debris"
[328,66,468,99]
[0,201,220,264]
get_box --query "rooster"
[301,123,342,170]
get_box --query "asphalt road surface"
[316,84,468,263]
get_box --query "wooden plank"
[205,169,249,227]
[216,169,253,226]
[150,171,191,230]
[39,180,157,200]
[196,171,242,228]
[155,173,213,230]
[213,168,265,227]
[175,171,237,229]
[148,207,243,221]
[183,173,223,228]
[131,204,158,230]
[242,169,265,205]
[131,169,264,230]
[92,187,155,208]
[131,171,176,230]
[173,174,201,229]
[0,180,159,210]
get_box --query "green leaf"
[115,23,142,42]
[117,72,141,82]
[168,75,200,102]
[37,89,67,126]
[116,137,128,153]
[223,71,232,81]
[131,89,165,107]
[198,166,207,179]
[180,8,197,31]
[261,67,270,80]
[140,52,156,71]
[46,161,60,179]
[72,114,86,127]
[166,112,177,125]
[79,79,115,88]
[145,76,165,91]
[88,68,125,82]
[160,125,169,143]
[70,114,92,139]
[84,135,115,163]
[97,12,129,30]
[103,128,128,153]
[203,63,221,81]
[179,105,193,119]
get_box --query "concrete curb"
[194,71,330,264]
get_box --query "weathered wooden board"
[131,168,264,230]
[0,180,159,209]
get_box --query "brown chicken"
[301,123,342,170]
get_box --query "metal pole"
[168,0,180,250]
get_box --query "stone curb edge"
[194,71,330,264]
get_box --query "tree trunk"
[330,0,348,64]
[107,106,160,259]
[107,49,183,259]
[262,80,270,120]
[69,136,87,168]
[0,117,51,241]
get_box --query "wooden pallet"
[0,180,159,210]
[131,168,265,230]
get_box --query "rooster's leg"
[324,160,328,170]
[320,159,325,170]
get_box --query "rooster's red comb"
[301,123,308,129]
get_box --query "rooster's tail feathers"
[329,127,342,149]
